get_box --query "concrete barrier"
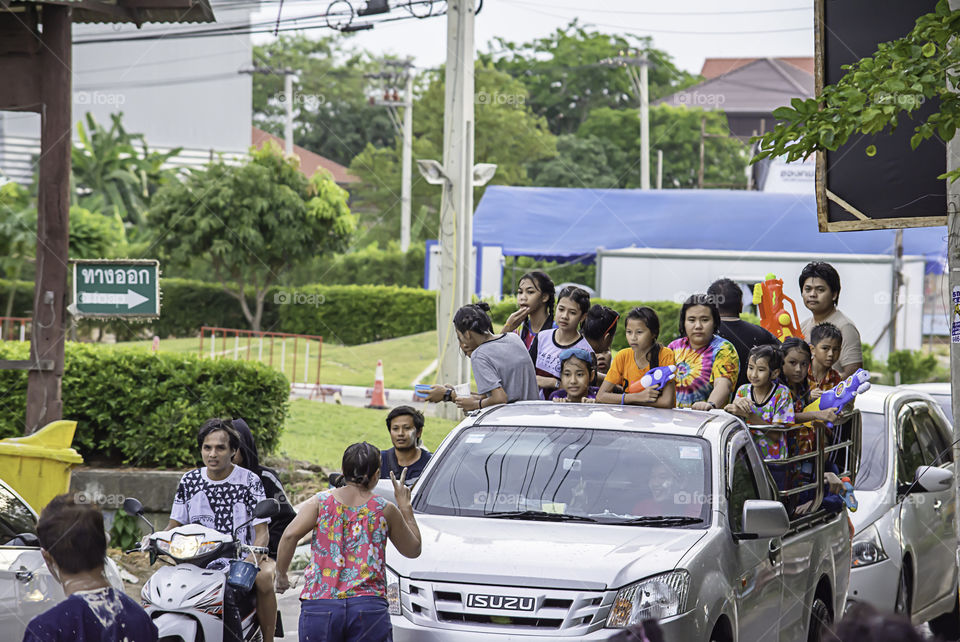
[70,467,186,530]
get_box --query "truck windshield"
[414,426,710,527]
[855,411,887,491]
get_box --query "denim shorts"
[299,596,392,642]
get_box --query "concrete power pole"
[438,0,476,412]
[949,0,960,571]
[401,71,413,252]
[284,72,295,156]
[640,56,650,190]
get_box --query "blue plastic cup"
[227,560,258,591]
[414,384,431,399]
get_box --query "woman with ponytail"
[275,442,421,641]
[427,302,539,410]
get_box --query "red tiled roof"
[251,127,359,184]
[700,57,814,80]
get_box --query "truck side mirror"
[913,465,953,493]
[738,500,790,539]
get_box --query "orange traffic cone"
[368,359,388,409]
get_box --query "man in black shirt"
[707,278,780,390]
[381,406,432,485]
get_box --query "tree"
[148,142,356,330]
[347,62,557,246]
[252,34,396,167]
[71,113,181,234]
[527,134,619,188]
[578,105,749,189]
[488,20,700,135]
[753,0,960,181]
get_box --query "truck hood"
[387,514,707,590]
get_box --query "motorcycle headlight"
[386,566,401,615]
[169,534,201,559]
[606,570,690,627]
[156,539,171,553]
[851,523,888,568]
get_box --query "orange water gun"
[752,273,804,341]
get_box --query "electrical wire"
[505,0,811,17]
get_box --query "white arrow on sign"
[79,289,150,309]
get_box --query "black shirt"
[717,319,780,389]
[381,447,432,484]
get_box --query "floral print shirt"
[300,491,389,601]
[667,335,740,408]
[737,383,796,460]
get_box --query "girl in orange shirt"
[597,307,676,408]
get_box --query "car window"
[897,407,928,484]
[856,411,888,491]
[932,394,952,423]
[0,484,37,543]
[414,426,711,526]
[911,403,953,465]
[728,446,760,532]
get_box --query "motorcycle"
[123,496,281,641]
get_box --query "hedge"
[277,284,436,345]
[0,341,289,468]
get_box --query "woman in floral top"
[275,442,421,642]
[667,294,740,410]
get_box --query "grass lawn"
[277,400,460,470]
[112,331,439,388]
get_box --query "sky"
[251,0,816,76]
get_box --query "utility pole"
[889,228,903,379]
[240,66,297,154]
[639,56,650,190]
[657,149,663,190]
[366,59,415,251]
[949,0,960,563]
[441,0,475,401]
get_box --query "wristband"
[706,400,716,409]
[620,393,625,406]
[443,388,452,402]
[479,397,483,409]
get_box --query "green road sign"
[71,260,160,319]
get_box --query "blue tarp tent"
[473,186,948,274]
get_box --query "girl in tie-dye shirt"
[668,295,739,410]
[725,345,795,460]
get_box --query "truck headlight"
[851,523,888,568]
[386,566,401,615]
[606,570,690,627]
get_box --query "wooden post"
[25,5,71,433]
[698,116,706,189]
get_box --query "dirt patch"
[107,548,154,601]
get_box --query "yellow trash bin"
[0,420,84,512]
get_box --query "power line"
[505,0,811,17]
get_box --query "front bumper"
[390,611,701,641]
[847,557,900,612]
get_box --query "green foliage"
[68,206,126,259]
[753,0,960,181]
[277,284,436,345]
[109,509,142,551]
[488,297,681,351]
[501,256,596,295]
[0,342,288,467]
[885,349,941,384]
[348,62,557,247]
[527,135,620,188]
[579,105,749,188]
[283,243,426,288]
[252,34,396,167]
[148,143,356,330]
[488,20,699,135]
[72,113,182,232]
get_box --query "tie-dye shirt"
[667,335,740,408]
[301,491,389,600]
[737,382,796,460]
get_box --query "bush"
[283,243,426,288]
[277,284,436,345]
[0,342,289,468]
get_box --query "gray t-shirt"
[472,333,539,402]
[800,308,863,370]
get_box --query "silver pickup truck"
[383,402,856,641]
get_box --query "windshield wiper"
[483,510,599,522]
[614,515,704,527]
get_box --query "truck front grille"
[400,578,611,635]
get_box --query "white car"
[847,385,959,637]
[0,479,123,640]
[901,382,951,420]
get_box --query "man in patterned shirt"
[167,419,276,642]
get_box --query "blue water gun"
[626,365,677,394]
[803,368,871,428]
[840,476,858,512]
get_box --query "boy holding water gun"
[808,322,843,396]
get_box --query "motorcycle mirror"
[253,498,280,519]
[123,497,144,516]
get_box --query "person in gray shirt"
[427,302,539,410]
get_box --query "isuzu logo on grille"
[466,594,535,611]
